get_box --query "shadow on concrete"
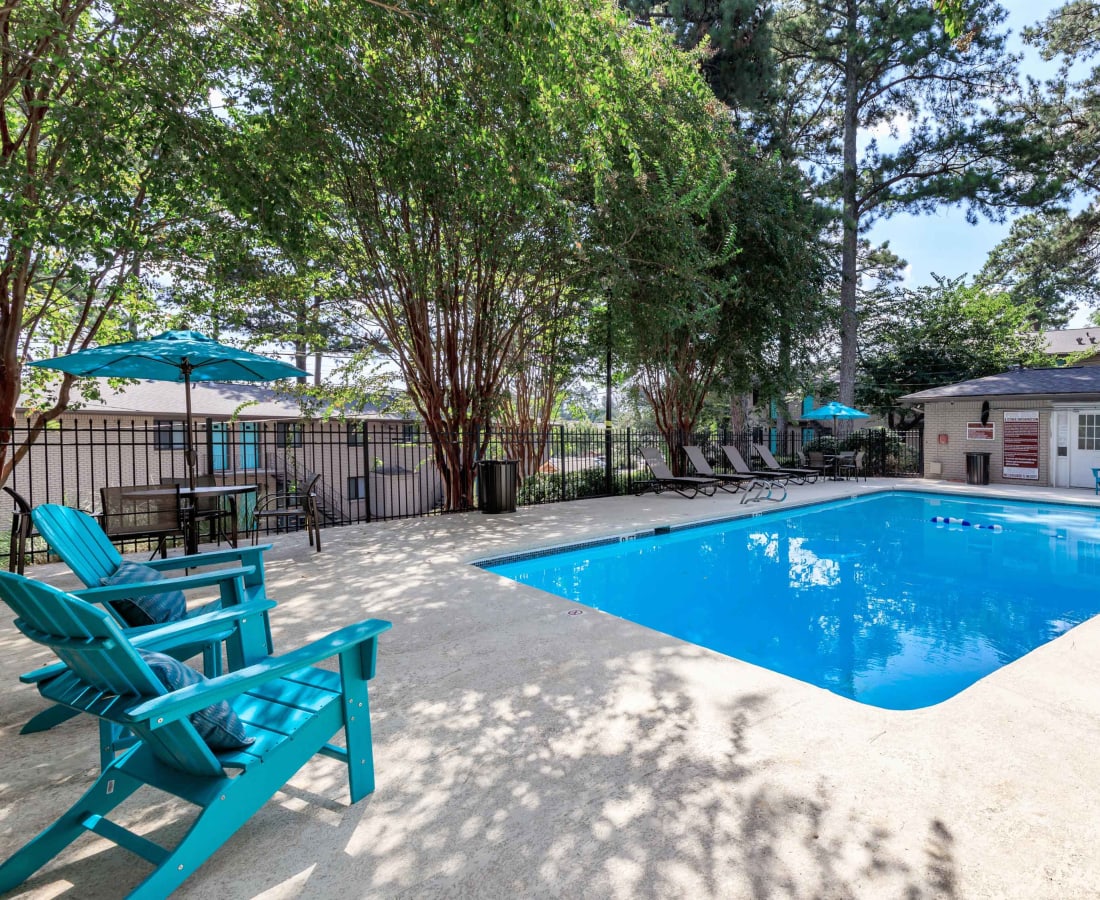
[0,508,962,899]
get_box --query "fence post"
[558,425,567,503]
[625,427,632,494]
[605,423,613,496]
[361,423,373,524]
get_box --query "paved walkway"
[2,478,1100,898]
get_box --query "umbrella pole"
[183,362,197,490]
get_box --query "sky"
[864,0,1088,323]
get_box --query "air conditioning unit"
[927,461,943,476]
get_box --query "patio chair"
[752,444,820,484]
[682,445,760,494]
[24,504,276,763]
[3,486,35,574]
[804,450,828,476]
[839,449,867,482]
[250,472,322,552]
[636,447,719,499]
[100,483,187,559]
[720,445,793,484]
[0,570,391,899]
[161,475,237,547]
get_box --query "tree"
[767,0,1026,406]
[234,0,729,510]
[932,0,973,43]
[970,2,1100,325]
[857,277,1048,429]
[0,0,232,484]
[978,209,1100,327]
[601,139,828,465]
[620,0,776,110]
[497,284,588,480]
[167,225,359,386]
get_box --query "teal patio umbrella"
[801,400,870,437]
[29,330,309,487]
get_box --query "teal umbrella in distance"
[801,400,870,438]
[29,330,309,487]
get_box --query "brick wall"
[922,399,1052,485]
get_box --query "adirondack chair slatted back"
[0,572,223,777]
[31,504,124,587]
[683,446,716,477]
[640,447,675,480]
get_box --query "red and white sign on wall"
[1003,410,1040,480]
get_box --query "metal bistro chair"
[161,475,238,547]
[839,450,867,482]
[100,484,187,559]
[251,473,322,552]
[3,487,36,574]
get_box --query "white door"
[1054,411,1070,486]
[1070,411,1100,488]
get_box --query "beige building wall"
[921,399,1053,486]
[4,414,410,520]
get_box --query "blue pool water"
[485,491,1100,709]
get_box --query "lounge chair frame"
[751,444,820,485]
[635,447,719,499]
[721,445,794,485]
[681,446,759,494]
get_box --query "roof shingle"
[902,367,1100,402]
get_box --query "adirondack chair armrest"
[126,618,394,726]
[19,598,276,685]
[143,544,272,573]
[72,565,257,605]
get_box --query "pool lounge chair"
[637,447,719,499]
[683,446,786,504]
[752,444,820,484]
[682,446,759,493]
[720,444,793,484]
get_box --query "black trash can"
[965,451,991,486]
[478,459,519,513]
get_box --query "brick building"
[902,367,1100,488]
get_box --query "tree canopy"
[764,0,1028,406]
[0,0,234,482]
[857,277,1048,429]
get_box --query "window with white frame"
[154,420,187,450]
[1079,414,1100,450]
[347,476,366,500]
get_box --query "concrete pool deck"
[2,477,1100,898]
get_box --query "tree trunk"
[838,0,860,407]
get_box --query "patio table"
[124,483,258,555]
[823,452,855,481]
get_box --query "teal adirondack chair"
[0,571,391,899]
[21,505,276,762]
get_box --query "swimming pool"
[483,491,1100,709]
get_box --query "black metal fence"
[2,417,921,566]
